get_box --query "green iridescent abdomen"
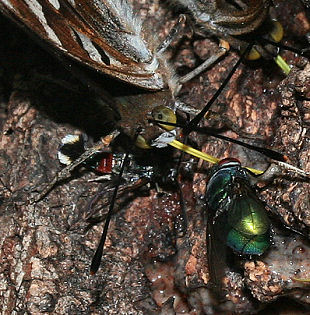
[226,191,270,255]
[206,158,270,256]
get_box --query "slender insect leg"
[179,41,229,85]
[32,131,120,203]
[249,162,310,185]
[183,43,254,134]
[90,152,130,274]
[156,14,187,55]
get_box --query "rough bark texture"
[1,0,310,314]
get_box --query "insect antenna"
[258,37,310,57]
[185,126,287,162]
[90,151,130,275]
[150,119,288,163]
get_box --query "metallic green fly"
[205,158,271,293]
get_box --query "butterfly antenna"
[90,151,130,274]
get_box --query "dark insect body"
[57,131,189,274]
[57,133,182,196]
[58,134,156,183]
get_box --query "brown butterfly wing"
[0,0,164,89]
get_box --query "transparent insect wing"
[206,187,270,295]
[0,0,165,90]
[206,161,239,293]
[206,216,229,295]
[227,184,270,255]
[228,185,269,235]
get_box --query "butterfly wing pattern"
[0,0,170,90]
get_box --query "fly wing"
[206,206,229,296]
[227,184,270,255]
[0,0,164,90]
[228,185,269,235]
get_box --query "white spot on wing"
[57,152,72,165]
[61,134,80,145]
[24,0,62,45]
[48,0,60,10]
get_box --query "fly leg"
[249,161,310,185]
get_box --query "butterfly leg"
[156,14,188,55]
[156,15,228,94]
[178,40,229,85]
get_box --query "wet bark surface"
[0,0,310,314]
